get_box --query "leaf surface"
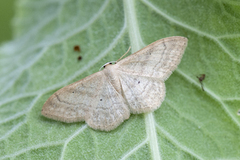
[0,0,240,159]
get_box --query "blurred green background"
[0,0,16,44]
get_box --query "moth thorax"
[103,64,122,94]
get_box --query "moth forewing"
[117,36,188,80]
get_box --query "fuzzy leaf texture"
[0,0,240,159]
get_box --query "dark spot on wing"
[138,81,140,84]
[100,99,102,101]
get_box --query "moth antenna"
[116,46,131,62]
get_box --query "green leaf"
[1,0,240,159]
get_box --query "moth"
[42,36,188,131]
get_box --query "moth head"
[99,61,116,70]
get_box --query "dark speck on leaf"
[197,74,205,91]
[78,56,82,61]
[74,45,81,52]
